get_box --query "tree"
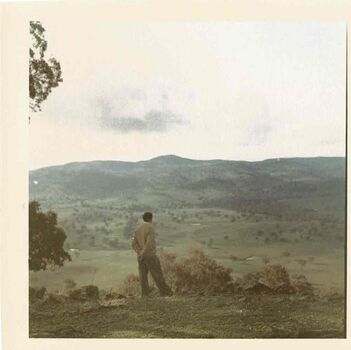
[262,257,271,265]
[109,237,119,249]
[207,238,214,248]
[296,259,307,270]
[123,216,138,239]
[29,21,63,113]
[29,201,71,271]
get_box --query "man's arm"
[131,235,141,255]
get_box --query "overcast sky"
[29,22,346,169]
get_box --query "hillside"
[30,155,345,212]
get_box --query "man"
[131,212,173,297]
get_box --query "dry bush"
[118,274,141,297]
[237,264,314,295]
[259,264,291,293]
[160,249,235,295]
[290,274,314,295]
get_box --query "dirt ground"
[29,293,345,338]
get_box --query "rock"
[69,285,99,301]
[104,291,126,300]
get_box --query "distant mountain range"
[29,155,346,218]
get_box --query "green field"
[29,206,345,293]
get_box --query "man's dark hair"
[143,212,153,222]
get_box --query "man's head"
[142,212,153,223]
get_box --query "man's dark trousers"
[138,255,172,296]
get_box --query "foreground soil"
[29,294,345,338]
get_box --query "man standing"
[131,212,173,297]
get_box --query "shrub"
[64,278,77,289]
[68,285,99,301]
[290,274,314,295]
[160,250,235,295]
[118,274,141,297]
[236,264,313,295]
[259,264,291,293]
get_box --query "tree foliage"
[123,216,138,239]
[29,21,63,112]
[29,201,71,271]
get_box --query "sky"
[29,22,346,169]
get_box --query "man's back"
[133,222,156,256]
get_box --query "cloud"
[233,92,273,146]
[96,97,187,133]
[247,122,273,145]
[100,109,185,133]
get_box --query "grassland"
[29,294,345,338]
[29,206,345,293]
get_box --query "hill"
[30,155,345,212]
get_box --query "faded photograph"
[29,21,346,338]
